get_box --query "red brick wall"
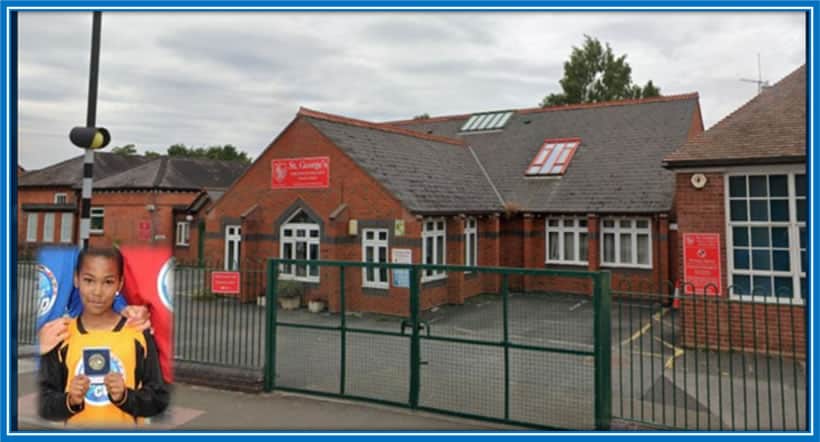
[680,300,805,358]
[87,191,199,250]
[518,214,669,297]
[18,187,77,255]
[673,171,805,356]
[205,117,417,308]
[673,172,728,290]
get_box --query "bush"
[276,279,303,298]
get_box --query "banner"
[119,245,174,383]
[36,247,79,332]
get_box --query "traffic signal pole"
[79,12,102,250]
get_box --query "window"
[422,218,446,281]
[54,193,67,204]
[224,225,241,271]
[464,217,478,269]
[526,138,580,176]
[89,207,104,234]
[546,217,589,265]
[728,172,805,302]
[280,211,320,282]
[601,218,652,268]
[176,221,190,246]
[42,213,55,243]
[26,213,38,242]
[362,229,389,288]
[60,213,73,243]
[460,111,514,132]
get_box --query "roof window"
[460,111,513,132]
[525,138,580,176]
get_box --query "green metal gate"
[263,259,611,430]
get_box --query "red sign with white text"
[211,271,241,295]
[683,233,722,296]
[271,156,330,189]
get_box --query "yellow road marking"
[654,336,685,368]
[620,307,671,346]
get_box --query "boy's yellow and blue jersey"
[38,316,169,427]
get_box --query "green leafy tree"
[110,144,137,155]
[164,143,251,164]
[541,35,661,107]
[413,113,430,120]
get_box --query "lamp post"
[69,12,110,250]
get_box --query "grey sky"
[17,11,806,170]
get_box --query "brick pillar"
[484,214,502,293]
[522,214,534,291]
[658,214,670,295]
[587,213,600,271]
[447,217,465,305]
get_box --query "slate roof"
[664,65,806,167]
[18,152,153,188]
[300,108,504,214]
[388,94,700,213]
[93,156,249,190]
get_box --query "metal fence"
[612,282,807,431]
[174,260,267,369]
[17,261,39,345]
[263,259,612,430]
[15,258,808,431]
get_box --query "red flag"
[119,245,174,383]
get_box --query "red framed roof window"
[525,138,581,176]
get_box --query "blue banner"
[35,246,79,332]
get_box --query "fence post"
[594,271,612,430]
[409,265,420,409]
[263,259,278,392]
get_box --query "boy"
[38,247,169,427]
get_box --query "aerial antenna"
[740,53,770,94]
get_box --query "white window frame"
[54,193,67,204]
[60,213,73,243]
[176,221,190,246]
[464,217,478,270]
[362,228,389,289]
[224,225,241,271]
[545,216,589,265]
[600,217,653,269]
[89,207,104,234]
[26,213,38,242]
[279,212,320,283]
[422,217,447,282]
[725,167,806,305]
[42,213,55,243]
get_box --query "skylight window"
[460,111,513,132]
[525,138,581,176]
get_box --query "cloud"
[16,10,805,170]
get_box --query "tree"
[413,113,430,120]
[540,35,661,107]
[164,143,251,164]
[111,144,137,155]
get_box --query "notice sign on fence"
[392,249,412,288]
[683,233,722,295]
[271,156,330,189]
[211,271,241,295]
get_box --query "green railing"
[611,282,806,431]
[174,259,267,369]
[263,259,612,430]
[17,260,39,345]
